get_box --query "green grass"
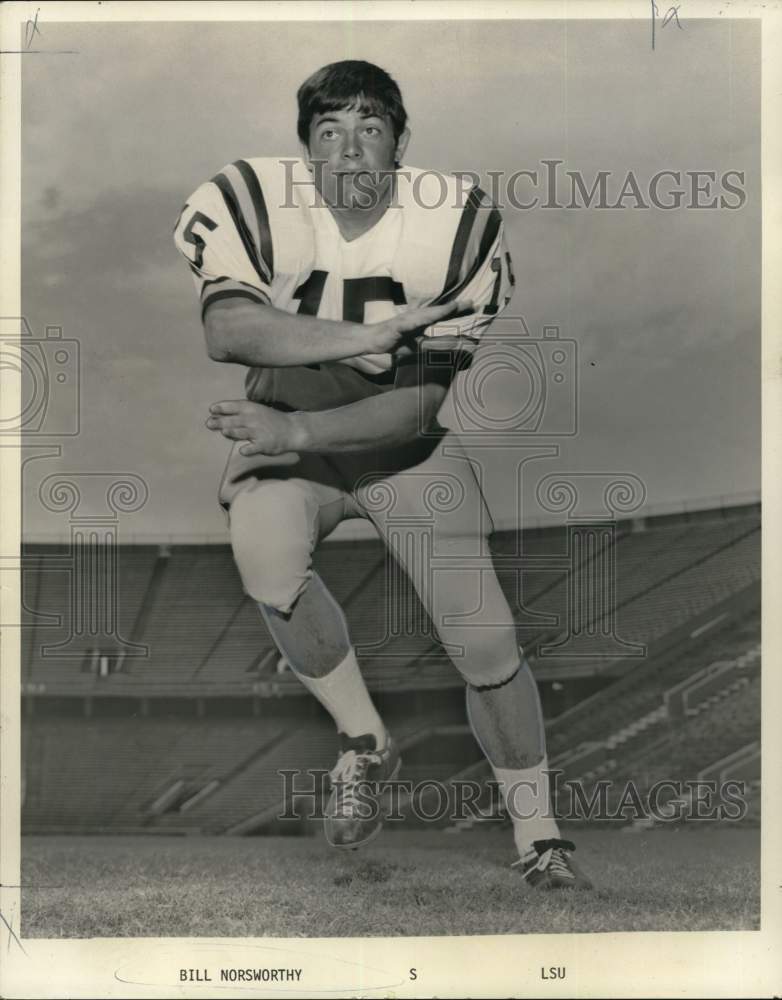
[21,826,759,938]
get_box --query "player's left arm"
[207,378,449,456]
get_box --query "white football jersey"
[174,158,514,410]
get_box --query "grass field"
[21,826,759,938]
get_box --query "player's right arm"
[201,297,467,368]
[173,177,461,367]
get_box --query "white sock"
[494,757,561,858]
[290,648,387,749]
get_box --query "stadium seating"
[545,602,761,760]
[129,546,247,685]
[578,674,761,819]
[619,673,761,789]
[20,505,762,832]
[22,546,159,677]
[21,705,463,833]
[22,716,287,829]
[21,507,760,694]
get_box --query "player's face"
[306,105,409,210]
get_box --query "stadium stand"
[130,546,248,684]
[21,506,760,695]
[545,601,761,761]
[612,673,761,791]
[21,707,461,834]
[20,503,761,833]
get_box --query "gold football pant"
[225,431,520,687]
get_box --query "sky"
[19,16,760,540]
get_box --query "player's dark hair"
[297,60,408,146]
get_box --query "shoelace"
[547,848,575,880]
[513,840,577,880]
[329,749,381,817]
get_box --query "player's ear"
[395,127,411,165]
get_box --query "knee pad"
[229,481,317,613]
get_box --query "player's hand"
[206,400,305,457]
[364,299,473,356]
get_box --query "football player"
[174,60,591,889]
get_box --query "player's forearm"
[204,299,376,367]
[290,385,447,453]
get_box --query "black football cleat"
[512,838,593,890]
[324,733,401,850]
